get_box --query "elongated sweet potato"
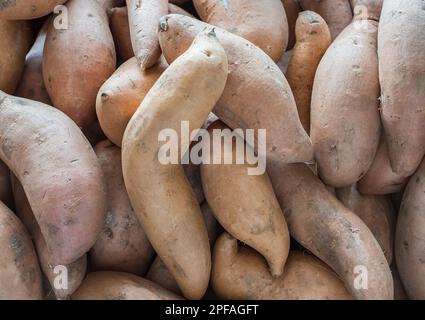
[358,135,408,195]
[395,158,425,299]
[212,233,351,300]
[43,0,116,128]
[15,19,51,105]
[90,140,154,275]
[378,0,425,177]
[0,19,31,94]
[286,11,331,133]
[11,175,87,300]
[268,162,393,299]
[193,0,288,61]
[310,17,380,187]
[336,185,395,263]
[0,0,67,20]
[0,91,107,265]
[96,56,167,146]
[282,0,302,50]
[298,0,353,40]
[201,121,290,276]
[0,160,13,209]
[146,202,216,294]
[108,7,134,62]
[126,0,168,70]
[122,29,228,300]
[0,201,43,300]
[159,14,313,164]
[72,272,183,300]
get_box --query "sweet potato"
[159,14,313,164]
[0,160,13,209]
[90,140,154,275]
[0,19,31,94]
[193,0,288,61]
[310,17,380,187]
[268,162,393,299]
[0,91,107,265]
[212,233,351,300]
[336,185,395,263]
[122,29,228,300]
[96,56,167,146]
[0,201,43,300]
[286,11,331,133]
[72,272,183,300]
[43,0,116,128]
[282,0,302,50]
[15,19,51,105]
[298,0,353,40]
[378,0,425,177]
[395,158,425,299]
[358,135,408,195]
[201,121,290,276]
[108,7,134,62]
[11,175,87,300]
[126,0,168,70]
[146,202,217,294]
[0,0,66,20]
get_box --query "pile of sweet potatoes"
[0,0,424,300]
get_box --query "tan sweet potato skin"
[72,272,183,300]
[395,158,425,299]
[11,175,87,299]
[15,19,51,105]
[126,0,168,69]
[286,11,331,133]
[299,0,353,40]
[378,0,425,177]
[0,92,107,265]
[108,7,134,62]
[358,135,408,195]
[0,0,67,20]
[336,185,395,263]
[43,0,116,128]
[96,56,167,146]
[0,19,31,94]
[193,0,288,61]
[268,162,393,299]
[159,14,313,164]
[90,140,154,275]
[282,0,302,50]
[311,20,380,188]
[0,201,43,300]
[122,30,228,300]
[212,233,351,300]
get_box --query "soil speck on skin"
[10,236,24,258]
[0,0,16,11]
[47,223,60,236]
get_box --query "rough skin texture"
[0,91,107,265]
[122,29,228,300]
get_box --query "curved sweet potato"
[212,233,351,300]
[358,135,408,195]
[298,0,353,40]
[122,29,228,300]
[0,0,67,20]
[0,201,43,300]
[11,175,87,300]
[268,162,393,299]
[159,14,313,164]
[395,158,425,299]
[126,0,168,70]
[0,19,31,94]
[310,19,380,187]
[90,140,154,275]
[193,0,288,61]
[378,0,425,177]
[72,272,183,300]
[96,56,167,146]
[0,91,107,265]
[282,0,302,50]
[336,185,395,263]
[286,11,331,133]
[43,0,116,127]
